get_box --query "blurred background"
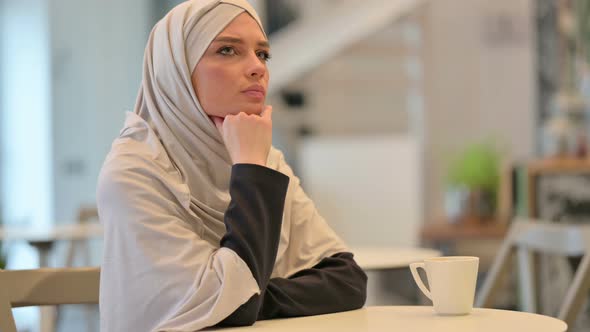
[2,0,590,331]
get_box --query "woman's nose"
[246,53,266,79]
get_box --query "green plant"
[446,142,501,193]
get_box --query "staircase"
[267,0,425,94]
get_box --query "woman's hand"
[213,105,273,166]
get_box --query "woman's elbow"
[217,295,260,327]
[220,314,257,327]
[355,284,368,309]
[350,280,367,309]
[351,266,368,309]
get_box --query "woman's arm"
[217,163,289,326]
[258,252,367,320]
[254,158,368,320]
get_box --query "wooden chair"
[64,206,99,267]
[476,218,590,327]
[0,267,100,332]
[59,206,100,332]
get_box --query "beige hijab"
[99,1,347,330]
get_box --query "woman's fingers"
[216,107,273,166]
[261,105,272,121]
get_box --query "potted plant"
[445,142,501,222]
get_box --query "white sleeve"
[97,159,259,332]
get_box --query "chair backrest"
[476,218,590,327]
[0,267,100,332]
[64,206,100,267]
[511,218,590,256]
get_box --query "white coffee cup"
[410,256,479,315]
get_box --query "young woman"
[97,1,367,331]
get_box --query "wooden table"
[420,220,509,256]
[420,220,508,243]
[0,223,103,266]
[208,306,567,332]
[0,223,103,241]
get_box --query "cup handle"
[409,262,432,300]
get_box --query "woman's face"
[192,12,270,119]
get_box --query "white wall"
[421,0,535,221]
[0,0,52,228]
[300,135,421,247]
[50,0,151,223]
[0,0,52,328]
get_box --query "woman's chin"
[212,103,265,117]
[241,103,265,115]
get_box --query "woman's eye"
[218,46,236,56]
[257,51,272,62]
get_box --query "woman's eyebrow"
[213,36,270,48]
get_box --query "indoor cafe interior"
[1,0,590,331]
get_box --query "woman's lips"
[242,90,265,100]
